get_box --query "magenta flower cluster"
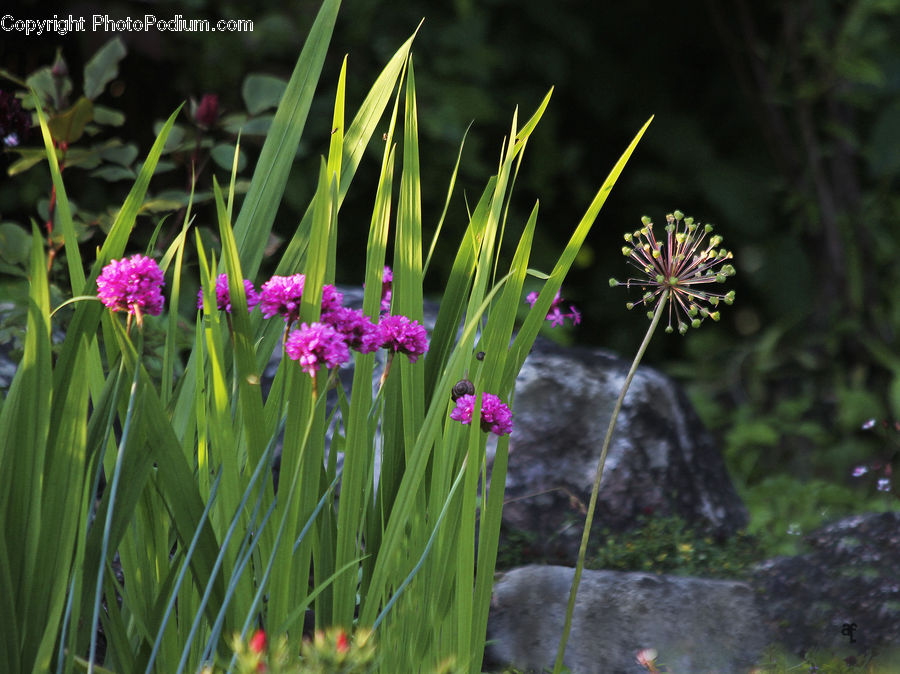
[96,254,165,318]
[285,322,351,377]
[450,392,513,436]
[97,259,429,379]
[259,274,306,324]
[525,290,581,328]
[381,266,393,313]
[256,272,427,377]
[197,273,260,313]
[378,314,430,363]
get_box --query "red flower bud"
[195,93,219,128]
[249,629,267,654]
[336,630,349,654]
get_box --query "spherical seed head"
[613,212,736,334]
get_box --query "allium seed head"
[613,212,735,334]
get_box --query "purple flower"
[321,284,344,314]
[322,306,380,354]
[877,478,891,492]
[0,89,30,148]
[381,266,393,313]
[260,274,305,323]
[450,392,513,436]
[97,254,165,318]
[526,289,581,328]
[260,274,345,324]
[197,273,260,313]
[284,322,351,377]
[852,466,868,477]
[378,314,429,362]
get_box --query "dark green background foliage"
[3,0,900,536]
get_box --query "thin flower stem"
[552,289,669,674]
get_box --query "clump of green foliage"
[586,515,764,579]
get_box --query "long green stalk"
[552,289,669,674]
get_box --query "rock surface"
[750,511,900,655]
[485,564,768,674]
[501,340,747,565]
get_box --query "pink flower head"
[381,266,393,313]
[197,273,260,313]
[525,289,581,328]
[636,648,659,671]
[450,392,513,436]
[378,314,429,362]
[260,275,345,325]
[321,284,344,314]
[322,306,380,354]
[260,274,305,323]
[285,322,351,377]
[97,254,165,318]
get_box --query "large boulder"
[485,564,768,673]
[501,340,747,565]
[750,511,900,655]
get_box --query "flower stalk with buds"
[553,211,735,673]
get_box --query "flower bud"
[724,290,736,304]
[673,210,684,220]
[194,93,219,128]
[609,278,619,287]
[641,215,652,226]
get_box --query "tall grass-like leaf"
[31,334,89,672]
[231,0,341,278]
[32,95,83,292]
[266,158,337,638]
[505,116,654,384]
[0,227,51,672]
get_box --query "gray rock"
[501,341,748,565]
[750,511,900,655]
[485,564,768,674]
